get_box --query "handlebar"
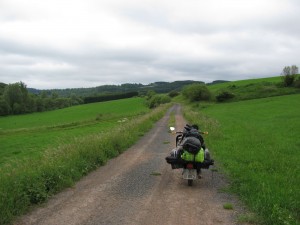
[169,125,208,135]
[174,131,208,135]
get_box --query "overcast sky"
[0,0,299,89]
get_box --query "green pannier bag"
[181,148,204,162]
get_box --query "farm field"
[184,94,300,224]
[0,98,167,225]
[0,97,149,165]
[208,76,282,92]
[207,76,300,101]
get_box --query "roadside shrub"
[168,90,179,98]
[146,90,156,100]
[216,91,235,102]
[182,84,211,102]
[147,94,171,108]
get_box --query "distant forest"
[27,80,213,97]
[0,80,228,116]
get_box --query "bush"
[182,84,211,102]
[294,76,300,88]
[216,91,235,102]
[147,94,171,108]
[0,97,11,116]
[281,65,298,87]
[168,90,179,98]
[282,74,296,87]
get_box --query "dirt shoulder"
[15,104,247,225]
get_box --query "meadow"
[0,97,168,224]
[208,76,300,101]
[0,97,149,165]
[208,76,282,92]
[183,94,300,225]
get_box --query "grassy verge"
[182,94,300,225]
[0,104,168,225]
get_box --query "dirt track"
[15,104,246,225]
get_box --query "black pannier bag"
[181,137,201,155]
[165,147,185,169]
[182,124,204,146]
[185,128,201,139]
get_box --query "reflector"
[186,163,193,169]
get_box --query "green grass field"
[183,94,300,225]
[208,76,300,101]
[208,76,282,92]
[0,98,168,225]
[0,97,149,165]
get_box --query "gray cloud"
[0,0,299,89]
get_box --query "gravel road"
[15,104,246,225]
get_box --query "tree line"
[0,80,208,116]
[83,92,138,104]
[0,82,140,116]
[28,80,204,97]
[0,82,84,116]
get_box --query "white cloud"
[0,0,299,89]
